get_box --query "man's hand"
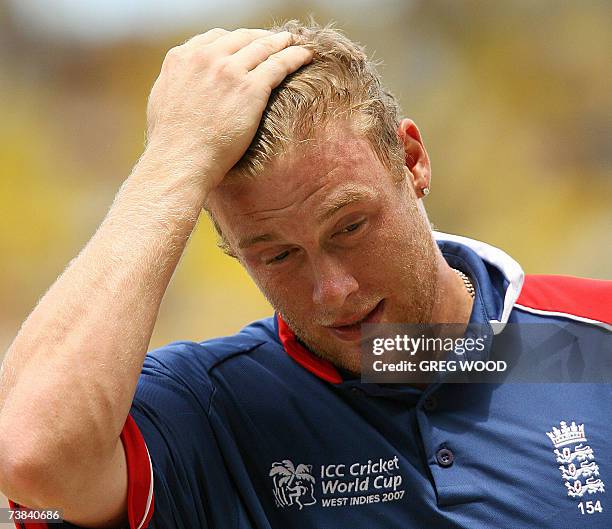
[145,28,313,194]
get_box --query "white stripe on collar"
[434,231,524,333]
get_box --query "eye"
[338,220,364,235]
[266,250,290,265]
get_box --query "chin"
[305,333,362,372]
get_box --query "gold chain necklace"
[453,268,475,299]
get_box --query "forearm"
[0,152,206,471]
[0,28,312,520]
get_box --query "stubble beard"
[280,222,439,375]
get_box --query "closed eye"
[266,250,291,265]
[337,220,365,235]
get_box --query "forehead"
[208,127,392,227]
[268,127,380,188]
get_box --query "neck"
[429,252,474,326]
[401,253,475,390]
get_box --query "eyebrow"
[237,186,376,250]
[315,187,376,223]
[238,233,278,249]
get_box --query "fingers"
[182,28,229,48]
[248,45,314,89]
[207,28,273,56]
[174,30,308,78]
[180,28,271,55]
[232,31,297,71]
[162,28,230,62]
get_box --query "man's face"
[208,124,438,372]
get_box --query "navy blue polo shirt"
[10,233,611,529]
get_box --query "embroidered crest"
[547,421,605,498]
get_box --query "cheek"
[359,208,427,276]
[243,263,310,314]
[363,211,409,255]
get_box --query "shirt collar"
[276,312,343,384]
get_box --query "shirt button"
[436,448,455,468]
[423,395,438,412]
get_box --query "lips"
[327,300,385,342]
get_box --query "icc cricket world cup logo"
[269,460,317,510]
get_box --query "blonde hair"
[211,20,406,256]
[233,19,405,179]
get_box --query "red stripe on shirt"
[516,274,612,325]
[277,313,343,384]
[121,414,154,529]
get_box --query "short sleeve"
[125,342,237,528]
[10,341,234,529]
[8,415,153,529]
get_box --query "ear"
[397,118,431,199]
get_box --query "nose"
[311,254,359,309]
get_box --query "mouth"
[326,300,385,342]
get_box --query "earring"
[421,186,430,196]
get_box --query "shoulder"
[514,274,612,328]
[141,316,280,386]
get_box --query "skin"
[208,119,474,373]
[0,28,313,528]
[0,25,472,528]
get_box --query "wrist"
[138,138,223,197]
[110,154,209,234]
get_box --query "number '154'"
[578,500,603,515]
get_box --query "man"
[0,21,610,529]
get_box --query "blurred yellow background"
[0,0,610,514]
